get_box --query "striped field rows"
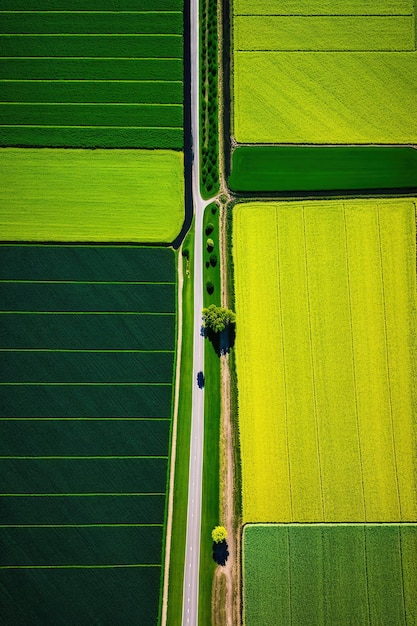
[233,199,417,523]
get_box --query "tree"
[202,304,236,333]
[212,525,228,544]
[206,238,214,252]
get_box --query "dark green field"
[0,245,177,624]
[229,146,417,193]
[0,4,184,148]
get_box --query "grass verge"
[165,221,195,625]
[199,203,221,625]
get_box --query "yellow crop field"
[233,199,417,523]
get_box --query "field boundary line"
[0,455,168,460]
[0,312,176,316]
[0,523,163,528]
[234,14,413,17]
[376,205,402,519]
[0,382,172,386]
[0,78,182,83]
[235,49,412,52]
[0,418,171,421]
[0,280,176,284]
[0,564,161,569]
[0,103,183,107]
[0,34,182,38]
[0,56,184,60]
[274,207,293,520]
[0,349,175,354]
[0,492,165,497]
[0,125,182,130]
[302,206,325,519]
[0,10,183,14]
[343,204,367,521]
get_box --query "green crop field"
[0,149,184,243]
[243,523,417,626]
[0,3,184,149]
[232,1,417,143]
[233,199,417,523]
[229,146,417,193]
[0,244,178,624]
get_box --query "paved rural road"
[181,0,213,623]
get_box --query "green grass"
[243,524,417,625]
[0,149,184,243]
[199,203,221,625]
[229,146,417,193]
[165,222,194,625]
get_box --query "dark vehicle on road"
[197,371,205,389]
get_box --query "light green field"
[234,0,414,14]
[233,0,417,143]
[233,199,417,523]
[233,52,417,143]
[243,524,417,626]
[0,148,184,243]
[234,16,414,51]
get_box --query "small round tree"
[212,526,228,543]
[206,238,214,252]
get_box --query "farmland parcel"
[0,245,177,624]
[0,149,184,243]
[243,523,417,626]
[232,1,417,143]
[233,199,417,523]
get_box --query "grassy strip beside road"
[229,146,417,193]
[199,203,221,625]
[200,0,220,198]
[165,223,194,626]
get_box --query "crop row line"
[0,564,161,569]
[343,204,367,520]
[274,210,293,519]
[0,382,172,386]
[376,207,402,518]
[0,493,166,496]
[0,312,176,316]
[235,49,413,53]
[0,10,182,14]
[0,56,183,60]
[301,207,325,519]
[234,13,413,17]
[0,455,168,459]
[0,125,183,129]
[0,418,171,422]
[0,523,163,529]
[0,79,182,83]
[0,349,175,353]
[0,103,183,107]
[0,34,182,38]
[0,279,176,283]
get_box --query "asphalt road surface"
[181,0,214,622]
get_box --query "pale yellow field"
[233,199,417,523]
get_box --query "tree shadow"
[203,323,236,356]
[212,540,229,566]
